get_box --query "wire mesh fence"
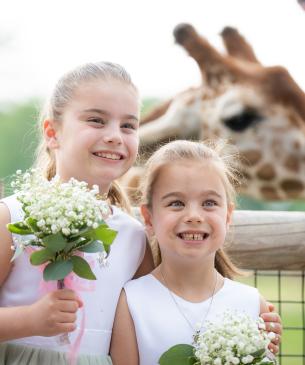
[240,270,305,365]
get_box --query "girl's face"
[46,79,139,192]
[142,160,233,264]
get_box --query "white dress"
[0,194,146,360]
[124,274,260,365]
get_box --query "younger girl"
[110,140,281,365]
[0,62,153,364]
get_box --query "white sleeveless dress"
[0,194,146,365]
[124,274,260,365]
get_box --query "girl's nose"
[185,207,203,223]
[103,124,122,145]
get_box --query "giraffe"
[121,23,305,204]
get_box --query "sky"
[0,0,304,104]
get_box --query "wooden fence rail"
[227,210,305,270]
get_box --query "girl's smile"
[92,150,125,160]
[177,230,210,245]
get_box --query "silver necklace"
[160,268,218,334]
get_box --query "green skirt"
[0,343,113,365]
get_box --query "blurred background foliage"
[1,98,305,210]
[0,100,41,195]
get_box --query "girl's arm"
[110,290,139,365]
[0,203,82,342]
[0,204,13,285]
[133,240,154,279]
[260,296,281,355]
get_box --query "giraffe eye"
[222,108,263,132]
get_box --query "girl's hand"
[28,289,83,337]
[260,302,282,355]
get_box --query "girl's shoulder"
[124,274,163,313]
[1,193,19,206]
[222,278,259,296]
[0,194,23,224]
[124,273,154,293]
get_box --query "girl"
[0,63,280,364]
[110,140,281,365]
[0,62,153,364]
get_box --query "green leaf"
[69,227,91,239]
[102,240,113,254]
[251,348,267,358]
[25,217,40,232]
[30,248,54,265]
[63,239,79,253]
[42,232,67,253]
[10,244,24,262]
[83,224,117,245]
[159,344,196,365]
[74,237,92,249]
[78,240,104,253]
[27,239,44,248]
[43,260,73,281]
[71,255,96,280]
[7,222,32,235]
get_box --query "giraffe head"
[122,24,305,203]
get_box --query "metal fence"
[226,210,305,365]
[242,270,305,365]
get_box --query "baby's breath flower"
[12,170,110,238]
[241,355,254,364]
[194,310,275,365]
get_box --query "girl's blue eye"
[168,200,184,207]
[88,118,105,125]
[121,122,137,130]
[203,200,217,207]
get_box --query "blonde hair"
[34,61,139,213]
[140,139,242,278]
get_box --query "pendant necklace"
[159,267,218,336]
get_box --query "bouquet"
[8,169,117,282]
[159,310,277,365]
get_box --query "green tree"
[0,100,40,195]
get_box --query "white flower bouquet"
[7,169,117,282]
[159,311,277,365]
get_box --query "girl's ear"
[43,119,59,149]
[226,202,234,229]
[140,205,154,236]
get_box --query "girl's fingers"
[55,289,78,300]
[57,322,77,334]
[261,312,282,324]
[59,300,79,313]
[265,322,282,335]
[270,333,281,345]
[58,312,77,324]
[76,296,83,308]
[268,342,279,355]
[267,301,275,312]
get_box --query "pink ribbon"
[26,248,95,364]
